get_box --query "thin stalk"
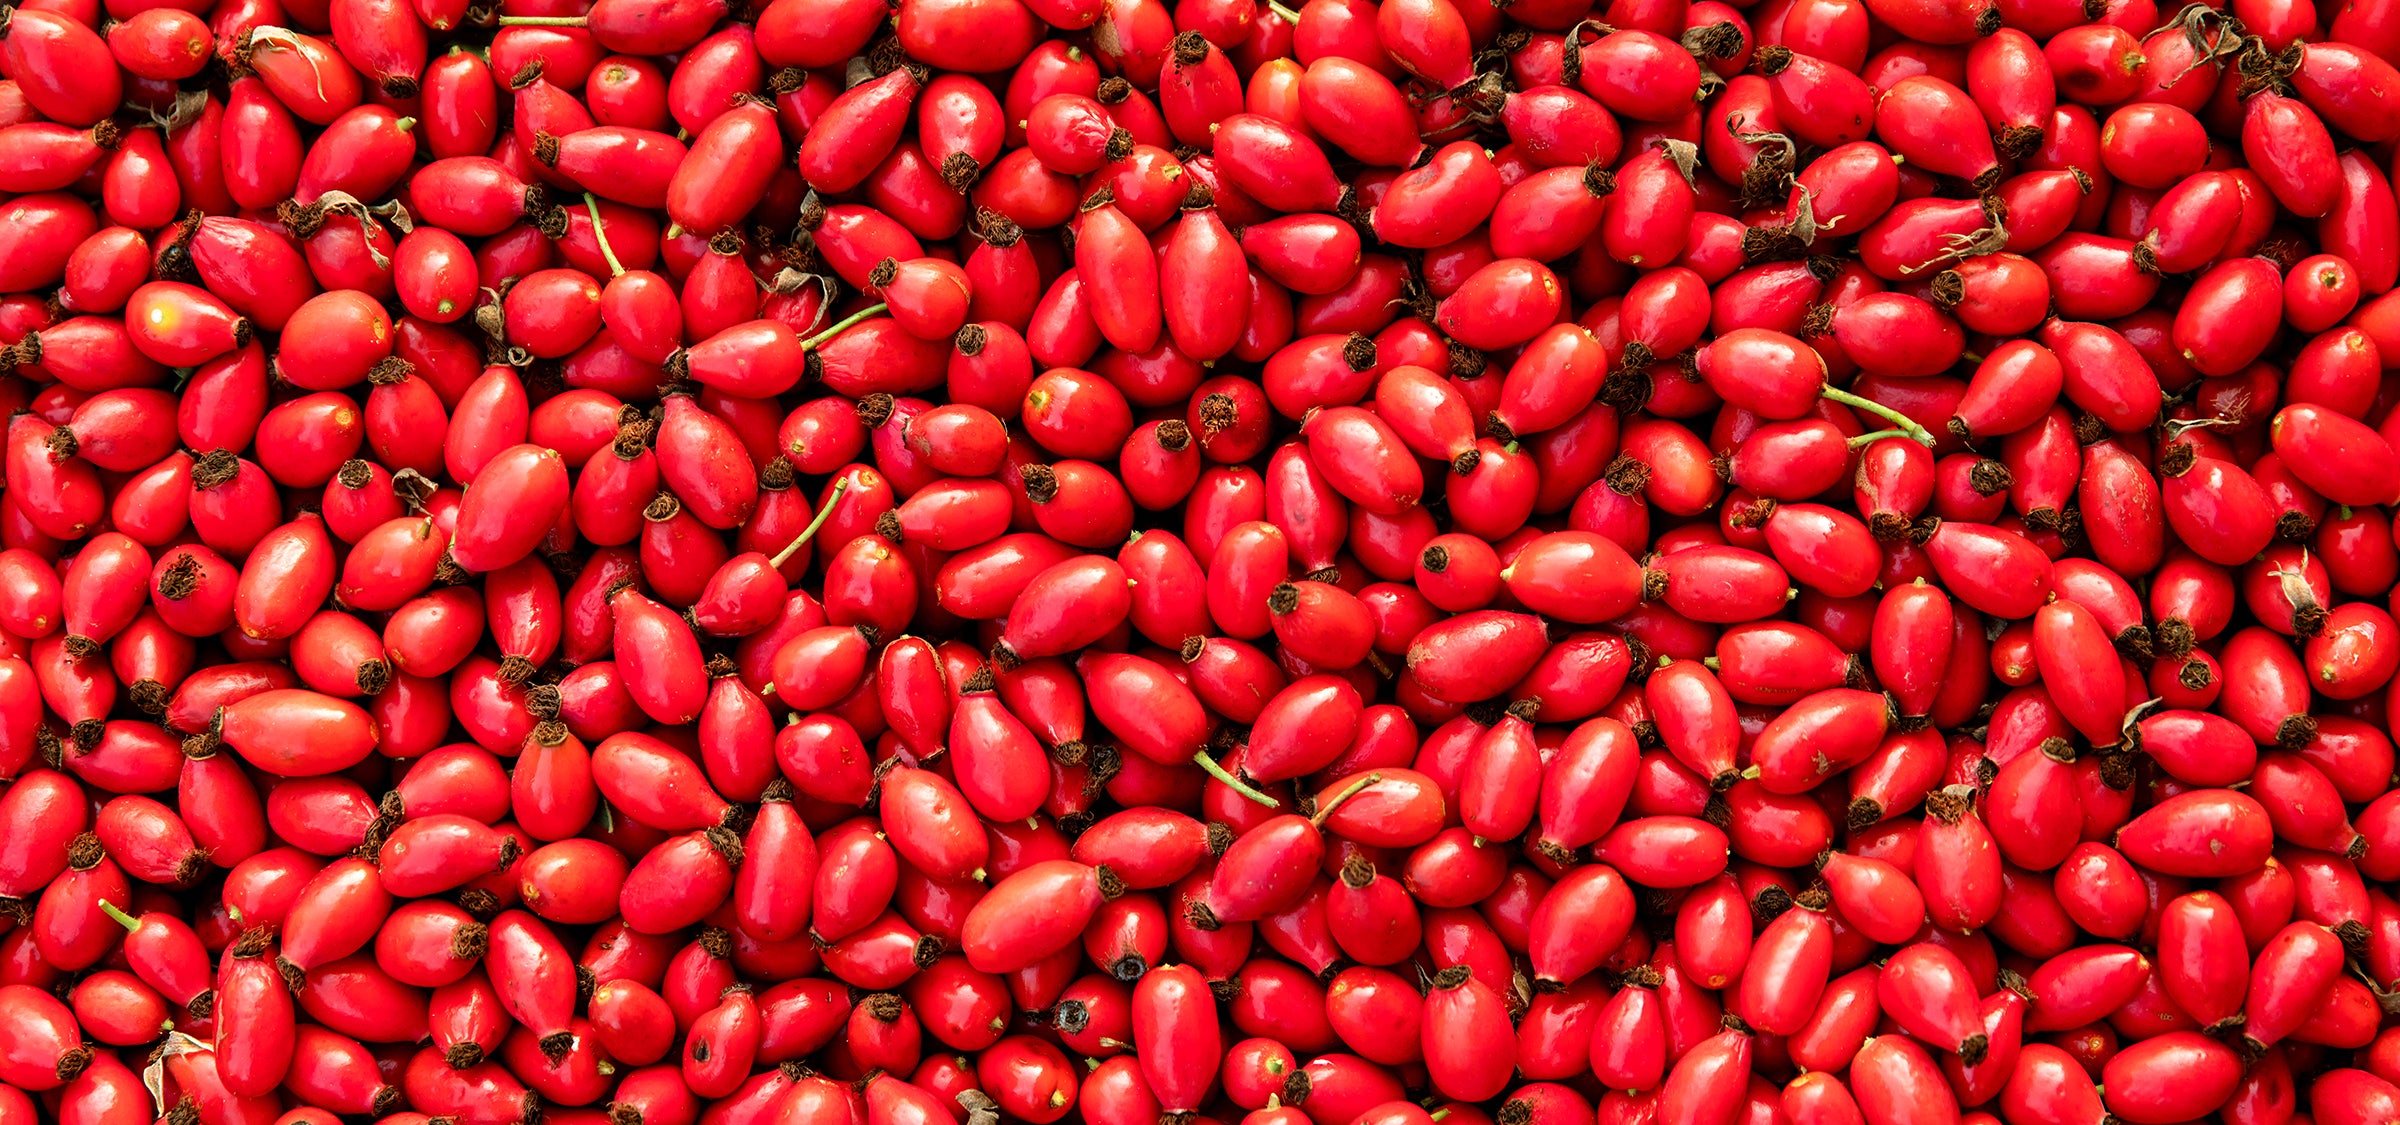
[1310,772,1382,826]
[772,478,851,568]
[801,303,890,349]
[495,14,587,23]
[99,899,140,933]
[1820,386,1935,447]
[1192,749,1279,808]
[584,193,624,278]
[1845,427,1914,449]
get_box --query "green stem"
[1266,0,1301,21]
[495,14,587,24]
[584,194,624,278]
[1846,427,1914,449]
[1820,385,1935,447]
[1310,772,1382,826]
[801,303,890,349]
[99,899,140,933]
[1192,750,1279,808]
[772,478,850,568]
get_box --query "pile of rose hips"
[11,0,2400,1122]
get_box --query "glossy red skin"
[0,983,89,1092]
[2099,1033,2241,1124]
[1120,964,1217,1114]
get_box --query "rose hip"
[0,0,2395,1119]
